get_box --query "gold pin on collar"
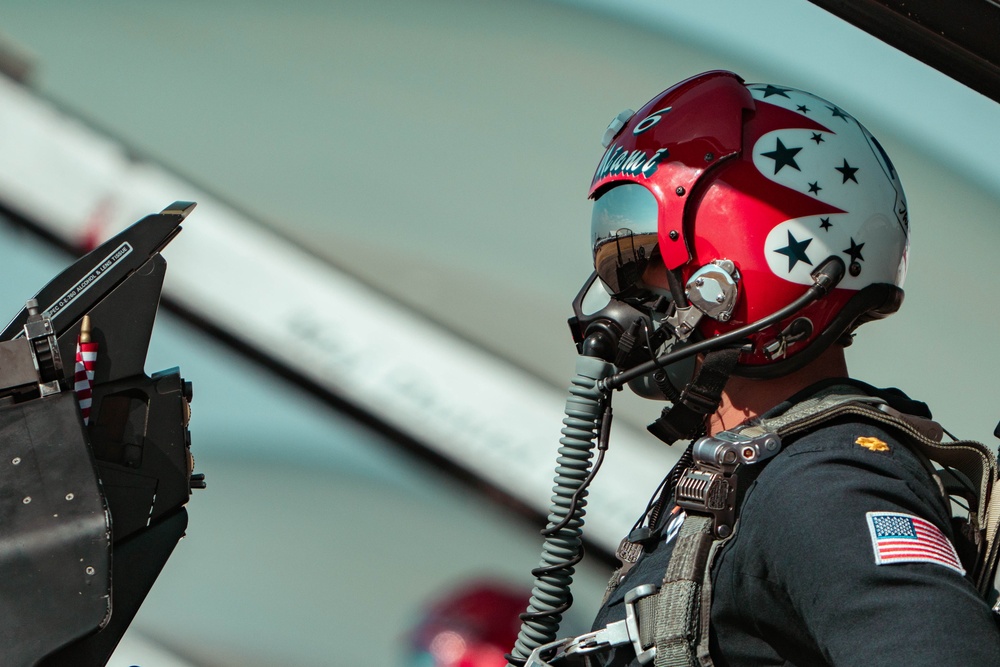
[856,436,890,452]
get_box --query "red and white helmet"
[590,70,909,377]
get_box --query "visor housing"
[591,184,659,296]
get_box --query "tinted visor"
[591,184,660,295]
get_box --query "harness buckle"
[675,467,737,538]
[675,430,782,538]
[523,584,659,666]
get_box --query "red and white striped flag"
[866,511,965,575]
[74,314,98,425]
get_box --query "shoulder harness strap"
[647,514,722,667]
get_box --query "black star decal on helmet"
[835,159,859,183]
[774,231,813,271]
[819,217,832,231]
[811,132,825,144]
[808,181,822,195]
[843,238,865,263]
[827,105,850,122]
[797,105,810,113]
[761,137,803,174]
[756,85,792,98]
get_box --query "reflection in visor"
[591,184,660,295]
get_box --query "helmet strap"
[646,346,741,445]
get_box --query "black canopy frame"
[808,0,1000,104]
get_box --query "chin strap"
[646,347,741,446]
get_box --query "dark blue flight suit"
[591,382,1000,666]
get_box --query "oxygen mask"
[568,271,697,401]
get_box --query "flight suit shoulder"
[711,418,1000,666]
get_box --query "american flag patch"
[866,511,965,575]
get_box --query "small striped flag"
[74,315,98,426]
[866,511,965,575]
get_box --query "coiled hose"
[506,355,615,666]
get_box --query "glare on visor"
[591,183,661,296]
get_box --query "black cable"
[623,443,694,544]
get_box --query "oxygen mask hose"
[507,354,616,666]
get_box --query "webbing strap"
[980,478,1000,594]
[647,348,741,446]
[746,387,995,528]
[986,489,1000,556]
[652,515,716,667]
[695,538,728,666]
[738,386,885,437]
[635,595,658,651]
[748,384,999,593]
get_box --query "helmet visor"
[591,184,660,295]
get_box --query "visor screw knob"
[705,152,715,162]
[849,261,862,277]
[675,186,686,196]
[669,230,680,241]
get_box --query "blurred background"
[0,1,997,665]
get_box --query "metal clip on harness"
[675,430,782,538]
[524,585,659,667]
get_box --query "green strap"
[695,537,728,666]
[652,514,716,667]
